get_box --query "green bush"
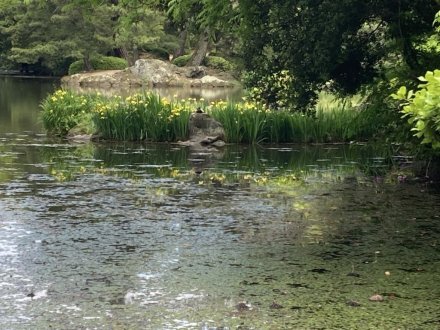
[203,56,233,71]
[162,41,179,53]
[172,54,192,67]
[68,61,84,75]
[392,69,440,149]
[68,56,128,75]
[143,45,169,60]
[243,69,296,110]
[172,55,233,70]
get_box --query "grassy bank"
[41,89,374,143]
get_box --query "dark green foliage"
[68,61,86,76]
[0,0,164,75]
[172,54,233,70]
[7,1,116,74]
[162,41,180,54]
[68,56,128,75]
[239,0,440,110]
[142,45,170,60]
[172,54,192,67]
[392,70,440,149]
[203,56,233,71]
[141,34,179,60]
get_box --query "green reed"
[41,89,100,136]
[42,90,369,144]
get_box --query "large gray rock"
[182,112,226,173]
[179,111,226,148]
[130,59,184,86]
[188,112,225,141]
[62,59,238,89]
[62,70,142,89]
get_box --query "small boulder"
[200,75,228,87]
[188,112,225,142]
[185,66,205,78]
[369,294,384,302]
[180,111,226,148]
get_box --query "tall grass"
[93,93,194,141]
[41,89,100,136]
[42,89,373,143]
[42,90,192,141]
[208,99,364,144]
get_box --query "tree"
[0,0,20,69]
[239,0,440,110]
[0,0,116,74]
[53,0,117,71]
[167,0,238,66]
[114,1,165,65]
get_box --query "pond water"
[1,77,440,329]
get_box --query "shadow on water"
[0,135,439,329]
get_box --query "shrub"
[142,45,170,60]
[172,54,192,67]
[243,69,296,111]
[162,41,180,53]
[392,69,440,149]
[94,56,128,70]
[68,56,128,75]
[203,56,233,71]
[68,61,85,75]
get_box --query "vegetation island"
[1,0,439,176]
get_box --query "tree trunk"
[118,47,133,66]
[174,27,188,58]
[118,46,138,66]
[132,45,139,65]
[83,55,93,71]
[187,28,209,67]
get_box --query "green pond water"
[0,76,439,329]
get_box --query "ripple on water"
[0,140,440,329]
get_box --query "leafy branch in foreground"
[392,70,440,150]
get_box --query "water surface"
[0,77,439,329]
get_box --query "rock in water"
[187,112,225,146]
[369,294,384,302]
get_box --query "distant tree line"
[1,0,439,122]
[0,0,240,75]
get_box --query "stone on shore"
[61,59,238,89]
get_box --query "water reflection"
[0,134,439,329]
[0,75,242,136]
[1,77,439,329]
[67,84,244,102]
[0,76,59,133]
